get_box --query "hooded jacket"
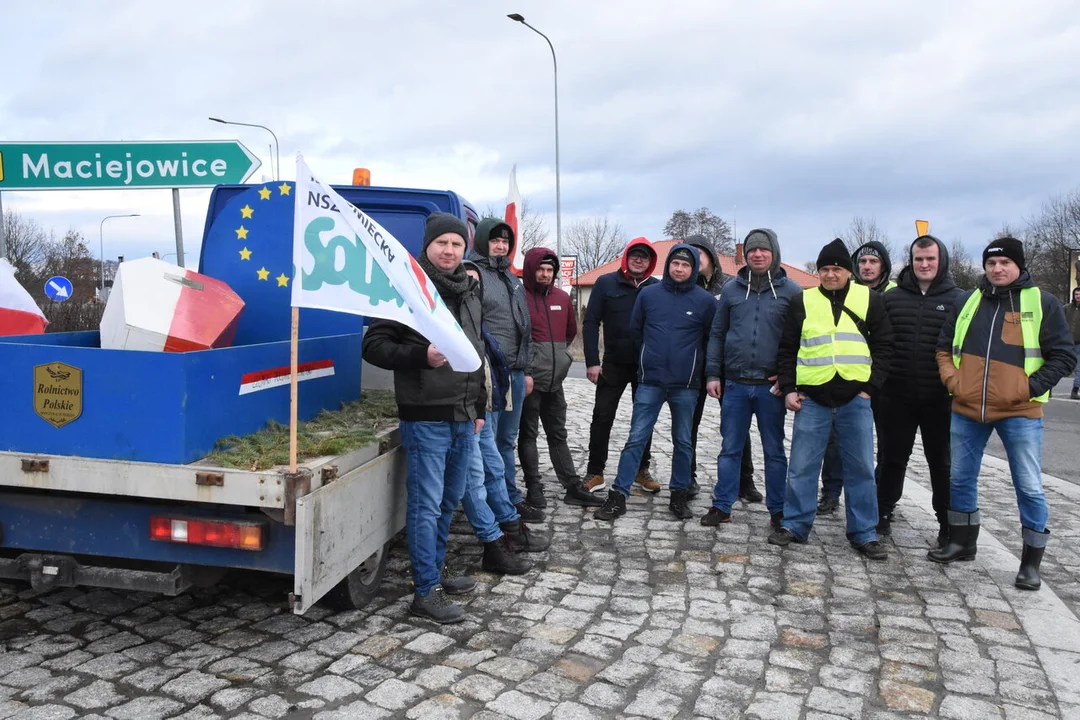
[523,247,577,392]
[881,235,963,401]
[630,243,717,389]
[582,237,659,367]
[706,229,801,383]
[686,235,726,296]
[777,278,894,407]
[852,240,895,293]
[936,271,1076,422]
[1065,292,1080,344]
[470,217,532,371]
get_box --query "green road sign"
[0,141,262,190]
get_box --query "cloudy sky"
[2,0,1079,270]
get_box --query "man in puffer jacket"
[593,244,717,522]
[929,238,1075,592]
[519,248,604,508]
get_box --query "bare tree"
[838,216,896,266]
[481,197,549,252]
[663,207,734,255]
[804,260,818,274]
[35,229,98,304]
[949,239,981,290]
[564,216,626,274]
[2,208,50,284]
[1023,189,1080,300]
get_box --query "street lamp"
[209,117,280,181]
[507,13,562,268]
[99,214,140,292]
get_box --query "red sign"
[560,256,576,288]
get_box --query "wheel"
[322,541,390,610]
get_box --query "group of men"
[364,211,1076,625]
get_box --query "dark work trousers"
[875,393,952,523]
[821,395,886,500]
[586,362,651,477]
[519,386,577,488]
[691,388,754,484]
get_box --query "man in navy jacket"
[594,244,717,522]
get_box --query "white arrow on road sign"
[49,280,69,298]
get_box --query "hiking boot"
[411,586,465,624]
[439,568,476,595]
[687,479,700,498]
[817,495,840,514]
[482,536,531,575]
[770,511,784,528]
[1072,387,1079,400]
[877,513,893,536]
[738,479,763,503]
[768,527,802,546]
[669,488,693,520]
[564,480,605,507]
[1015,527,1049,591]
[525,482,547,509]
[854,540,888,561]
[584,474,606,491]
[700,507,731,526]
[515,501,545,523]
[634,469,662,494]
[593,490,627,521]
[500,519,550,553]
[927,510,980,564]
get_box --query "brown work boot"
[584,474,606,491]
[634,469,662,494]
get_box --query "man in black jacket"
[363,212,486,624]
[877,236,962,545]
[582,238,661,493]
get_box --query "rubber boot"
[1015,527,1049,591]
[481,536,531,575]
[927,509,980,563]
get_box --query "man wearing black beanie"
[770,238,894,559]
[930,236,1075,592]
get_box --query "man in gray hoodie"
[703,229,802,527]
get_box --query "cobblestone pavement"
[2,378,1078,719]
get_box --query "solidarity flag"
[291,155,480,372]
[0,258,47,335]
[505,165,525,277]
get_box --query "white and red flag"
[505,164,525,277]
[0,258,47,335]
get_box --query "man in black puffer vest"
[877,235,962,546]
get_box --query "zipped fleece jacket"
[630,243,717,389]
[936,272,1075,422]
[583,237,659,367]
[470,218,532,371]
[362,279,487,422]
[881,235,962,401]
[706,229,801,384]
[523,247,577,392]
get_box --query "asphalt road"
[568,362,1079,483]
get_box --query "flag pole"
[289,306,299,473]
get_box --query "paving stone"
[477,655,539,682]
[878,680,936,713]
[807,687,864,720]
[63,680,127,710]
[487,689,555,720]
[452,673,506,702]
[296,675,363,702]
[209,687,260,711]
[743,691,804,719]
[405,693,475,719]
[159,670,231,703]
[624,687,684,719]
[6,706,76,720]
[313,700,391,719]
[248,695,295,718]
[938,694,1005,719]
[580,681,628,711]
[551,701,605,720]
[104,696,185,720]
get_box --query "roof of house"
[571,240,820,289]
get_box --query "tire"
[322,541,390,610]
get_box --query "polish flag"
[99,257,244,352]
[505,164,525,277]
[0,258,47,336]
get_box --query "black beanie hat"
[423,212,468,251]
[816,238,853,272]
[669,248,695,264]
[982,237,1025,271]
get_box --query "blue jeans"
[461,412,520,542]
[493,370,526,504]
[712,382,788,515]
[782,396,879,545]
[820,429,843,500]
[949,413,1047,532]
[401,420,473,596]
[612,385,698,497]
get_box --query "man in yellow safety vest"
[929,237,1075,592]
[771,239,895,559]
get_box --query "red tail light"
[149,516,267,551]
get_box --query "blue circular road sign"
[44,276,73,302]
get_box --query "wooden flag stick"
[289,305,299,473]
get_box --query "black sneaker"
[525,483,547,509]
[768,527,801,546]
[515,501,545,523]
[411,587,465,624]
[593,490,627,521]
[700,507,731,526]
[770,511,784,528]
[1072,387,1079,400]
[854,540,888,561]
[669,489,693,520]
[817,495,840,514]
[738,482,763,503]
[877,513,893,536]
[439,568,476,596]
[563,480,605,507]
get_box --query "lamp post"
[209,117,280,181]
[507,13,562,269]
[99,214,140,293]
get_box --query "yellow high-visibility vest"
[796,283,872,386]
[952,286,1047,402]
